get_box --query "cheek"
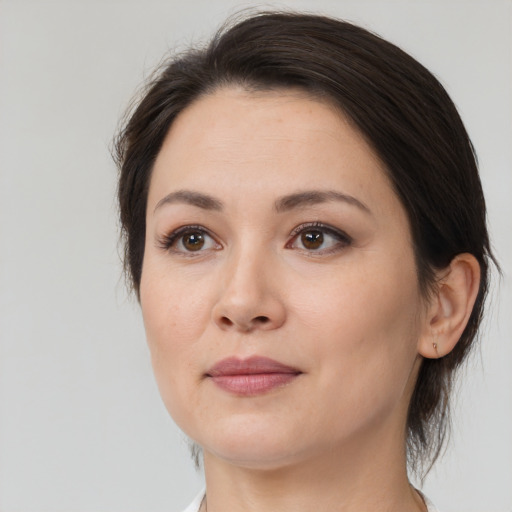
[140,259,211,350]
[290,256,422,402]
[291,253,420,338]
[139,261,214,410]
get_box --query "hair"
[113,11,497,477]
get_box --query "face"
[141,87,426,469]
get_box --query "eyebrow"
[153,188,371,215]
[274,190,372,215]
[154,190,224,213]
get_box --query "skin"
[140,87,479,512]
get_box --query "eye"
[287,223,352,254]
[157,226,220,254]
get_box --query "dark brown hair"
[113,11,496,476]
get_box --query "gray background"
[0,1,510,511]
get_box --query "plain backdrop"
[0,1,511,511]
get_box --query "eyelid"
[156,224,221,253]
[286,221,352,252]
[155,222,351,255]
[289,221,351,240]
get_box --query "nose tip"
[217,314,274,332]
[212,258,286,333]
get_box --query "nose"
[212,250,286,333]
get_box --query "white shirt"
[180,489,440,512]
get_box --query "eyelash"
[286,222,352,254]
[156,222,352,255]
[156,225,220,255]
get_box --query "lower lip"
[210,373,299,396]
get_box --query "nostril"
[220,317,234,327]
[216,314,272,330]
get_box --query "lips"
[206,356,302,396]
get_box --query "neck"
[201,426,426,512]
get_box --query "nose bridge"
[226,241,267,297]
[212,237,285,332]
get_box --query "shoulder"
[179,489,440,512]
[179,489,205,512]
[420,491,440,512]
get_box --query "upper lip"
[206,356,301,377]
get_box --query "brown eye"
[182,232,205,251]
[301,230,324,250]
[158,225,220,255]
[287,223,352,254]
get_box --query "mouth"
[205,356,302,396]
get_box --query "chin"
[191,417,309,469]
[205,442,306,471]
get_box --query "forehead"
[148,87,403,221]
[159,87,376,166]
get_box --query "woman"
[114,12,495,512]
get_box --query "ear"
[418,253,481,359]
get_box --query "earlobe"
[418,253,481,359]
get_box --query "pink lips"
[206,356,301,396]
